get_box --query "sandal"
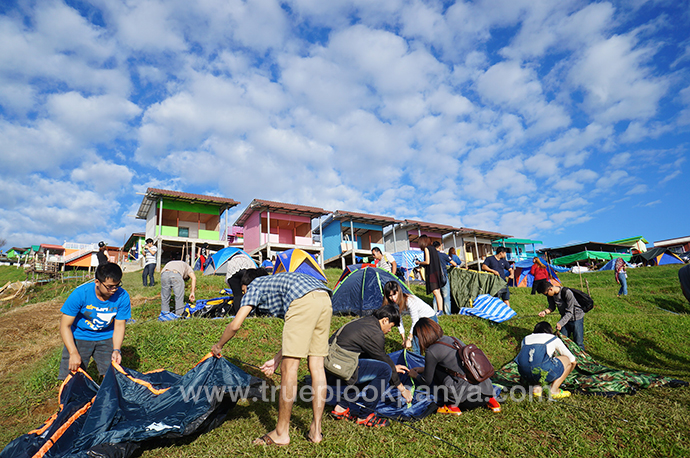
[356,413,390,427]
[253,433,288,447]
[330,407,354,421]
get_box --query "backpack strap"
[430,338,467,381]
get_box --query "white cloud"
[569,32,668,123]
[46,92,142,143]
[70,158,134,193]
[626,184,648,195]
[609,152,631,168]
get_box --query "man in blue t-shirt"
[481,247,513,306]
[59,263,131,380]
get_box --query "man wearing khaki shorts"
[211,270,332,447]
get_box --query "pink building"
[233,199,330,264]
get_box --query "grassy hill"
[1,264,689,457]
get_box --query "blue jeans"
[561,318,585,350]
[618,272,628,296]
[411,314,438,354]
[433,278,452,314]
[330,359,392,418]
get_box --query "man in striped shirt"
[211,271,332,446]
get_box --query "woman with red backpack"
[405,318,501,415]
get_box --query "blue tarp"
[459,294,517,323]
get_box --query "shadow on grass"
[597,329,690,377]
[121,346,141,371]
[648,295,690,315]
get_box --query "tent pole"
[318,215,324,268]
[266,211,271,262]
[392,224,397,253]
[350,219,355,265]
[474,235,480,270]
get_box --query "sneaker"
[437,405,462,416]
[330,407,354,421]
[550,389,571,399]
[356,413,390,427]
[436,310,444,316]
[487,397,501,412]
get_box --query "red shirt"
[530,264,549,281]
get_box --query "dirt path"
[0,300,63,376]
[0,296,153,376]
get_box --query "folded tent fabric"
[458,294,516,323]
[448,269,506,310]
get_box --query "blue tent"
[203,247,257,276]
[331,266,411,315]
[599,258,634,271]
[511,257,568,288]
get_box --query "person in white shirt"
[515,321,577,399]
[382,280,436,354]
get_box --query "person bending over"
[382,280,436,353]
[211,271,331,446]
[59,263,130,380]
[537,282,586,350]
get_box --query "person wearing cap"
[97,241,109,266]
[142,238,157,287]
[160,253,196,315]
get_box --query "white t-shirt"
[398,294,436,337]
[522,333,576,363]
[377,252,396,272]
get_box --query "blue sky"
[1,0,689,251]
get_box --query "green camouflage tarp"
[449,268,507,310]
[492,334,688,395]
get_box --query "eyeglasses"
[101,282,121,291]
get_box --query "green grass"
[1,265,689,457]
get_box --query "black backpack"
[562,287,594,313]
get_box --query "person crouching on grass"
[211,270,332,447]
[405,318,501,415]
[326,305,413,427]
[515,321,576,399]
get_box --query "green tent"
[551,250,632,266]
